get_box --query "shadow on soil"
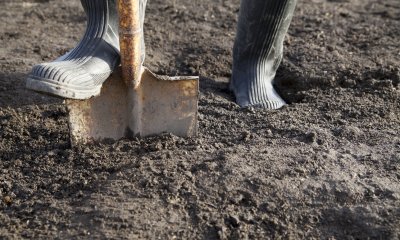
[0,72,61,108]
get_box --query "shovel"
[66,0,199,145]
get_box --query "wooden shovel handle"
[117,0,142,89]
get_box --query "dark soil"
[1,0,399,239]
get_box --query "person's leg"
[26,0,147,99]
[231,0,297,109]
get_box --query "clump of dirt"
[1,0,399,239]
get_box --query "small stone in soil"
[3,196,12,205]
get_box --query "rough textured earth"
[1,0,399,239]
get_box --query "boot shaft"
[233,0,297,66]
[80,0,147,55]
[231,0,297,108]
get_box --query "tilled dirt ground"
[1,0,399,239]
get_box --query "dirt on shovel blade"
[1,0,399,239]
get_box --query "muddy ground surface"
[1,0,399,239]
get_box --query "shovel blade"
[66,67,198,145]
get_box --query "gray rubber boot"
[231,0,297,109]
[26,0,147,99]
